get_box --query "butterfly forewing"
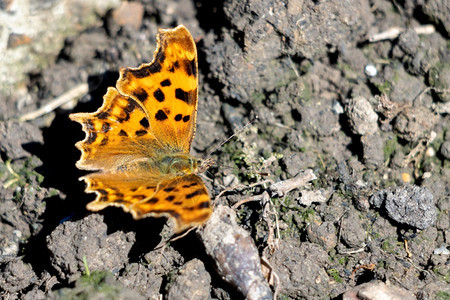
[117,25,198,154]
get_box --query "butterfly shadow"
[20,71,120,275]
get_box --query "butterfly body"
[70,25,212,232]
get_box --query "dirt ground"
[0,0,449,299]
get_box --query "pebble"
[364,64,377,77]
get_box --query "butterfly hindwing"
[130,174,211,232]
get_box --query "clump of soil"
[1,0,449,299]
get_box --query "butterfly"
[70,25,212,233]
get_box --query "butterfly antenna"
[205,116,258,161]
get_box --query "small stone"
[401,172,412,183]
[364,64,377,77]
[111,2,144,30]
[7,33,32,48]
[428,64,450,102]
[306,221,337,250]
[340,209,366,248]
[440,141,450,159]
[298,189,327,206]
[332,100,344,114]
[342,281,415,300]
[370,185,437,229]
[346,96,378,135]
[223,174,239,187]
[198,205,272,299]
[433,246,450,255]
[425,147,435,157]
[397,29,420,56]
[394,107,436,142]
[361,132,384,168]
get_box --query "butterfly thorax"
[157,153,199,175]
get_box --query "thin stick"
[19,83,88,121]
[369,24,435,42]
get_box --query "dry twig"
[19,83,88,121]
[369,24,435,42]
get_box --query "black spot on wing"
[153,88,165,102]
[155,50,165,64]
[85,120,95,130]
[175,88,188,103]
[186,188,208,199]
[139,117,149,128]
[197,201,210,209]
[133,88,148,102]
[184,59,197,77]
[174,114,182,121]
[147,198,158,204]
[155,110,168,121]
[169,61,180,73]
[160,79,171,87]
[166,195,175,201]
[182,182,198,188]
[135,130,147,136]
[100,137,108,146]
[101,123,111,132]
[190,59,197,77]
[96,110,110,120]
[117,99,137,122]
[164,187,175,192]
[183,115,190,122]
[86,132,97,145]
[119,130,128,137]
[127,50,165,79]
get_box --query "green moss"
[2,157,45,189]
[327,268,343,283]
[377,260,386,269]
[383,136,398,163]
[433,267,450,283]
[436,291,450,300]
[299,60,312,74]
[300,208,316,222]
[338,256,349,265]
[251,91,265,103]
[374,80,392,94]
[381,239,394,253]
[299,79,312,103]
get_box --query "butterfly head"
[198,157,215,174]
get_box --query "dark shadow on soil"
[101,208,167,260]
[194,0,229,36]
[21,71,120,276]
[171,232,245,300]
[338,110,364,161]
